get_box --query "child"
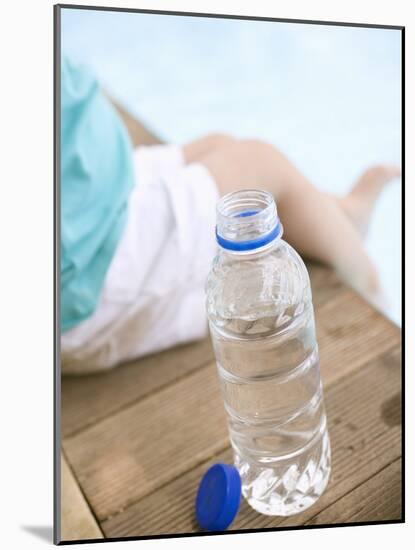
[60,57,400,374]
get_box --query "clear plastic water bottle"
[206,189,331,516]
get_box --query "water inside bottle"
[207,238,331,516]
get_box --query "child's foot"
[339,164,401,236]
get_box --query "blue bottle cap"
[195,463,241,531]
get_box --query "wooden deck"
[59,103,402,542]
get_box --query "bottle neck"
[215,189,283,257]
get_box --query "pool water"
[61,9,402,325]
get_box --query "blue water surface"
[62,9,402,325]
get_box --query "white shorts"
[61,145,220,374]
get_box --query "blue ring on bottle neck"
[216,221,282,251]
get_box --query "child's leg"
[335,165,401,236]
[182,134,237,163]
[187,137,399,303]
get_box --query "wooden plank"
[316,289,400,388]
[63,298,400,524]
[63,364,228,522]
[305,458,402,525]
[60,452,103,542]
[102,345,401,537]
[61,337,214,438]
[102,447,233,537]
[308,263,346,308]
